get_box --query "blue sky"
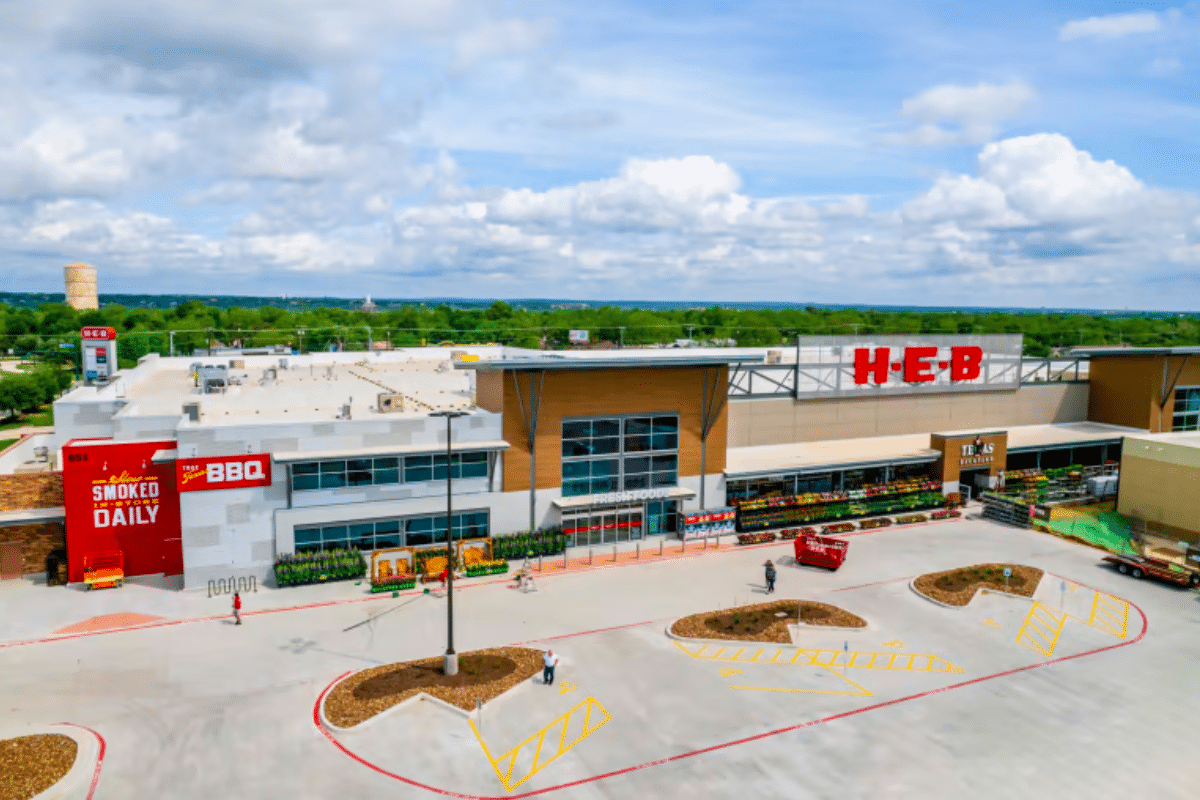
[1,0,1198,309]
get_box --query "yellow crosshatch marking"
[1016,602,1068,657]
[719,668,743,678]
[730,665,873,697]
[557,682,577,695]
[469,696,611,792]
[674,641,964,673]
[982,618,1000,628]
[1088,592,1129,639]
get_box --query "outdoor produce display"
[491,527,566,560]
[1003,469,1049,502]
[464,559,509,577]
[931,509,962,520]
[736,532,777,545]
[370,575,417,593]
[274,548,366,587]
[735,479,946,531]
[858,517,892,530]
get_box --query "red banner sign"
[853,345,983,386]
[62,438,182,583]
[81,326,117,340]
[176,454,272,492]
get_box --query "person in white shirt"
[543,650,559,685]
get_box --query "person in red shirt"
[233,592,242,625]
[439,567,448,595]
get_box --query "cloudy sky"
[2,0,1199,309]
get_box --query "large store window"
[562,504,645,547]
[291,451,489,492]
[646,499,678,536]
[561,415,678,497]
[1175,386,1200,431]
[294,510,489,553]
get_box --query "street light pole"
[430,409,469,675]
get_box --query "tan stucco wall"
[727,383,1088,447]
[1118,437,1200,542]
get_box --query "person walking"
[764,560,776,594]
[543,649,559,685]
[232,591,242,625]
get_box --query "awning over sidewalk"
[553,486,696,511]
[0,507,66,526]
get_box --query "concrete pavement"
[2,518,1199,799]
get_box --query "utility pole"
[169,330,174,357]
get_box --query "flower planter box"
[931,509,962,520]
[370,577,417,593]
[274,548,367,588]
[820,523,856,535]
[858,517,893,530]
[895,514,929,525]
[465,561,510,577]
[736,532,778,545]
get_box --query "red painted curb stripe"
[56,722,106,800]
[312,583,1148,799]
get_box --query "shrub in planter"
[371,575,417,593]
[465,560,510,577]
[274,548,367,588]
[931,509,962,520]
[820,523,856,535]
[491,527,567,560]
[895,514,929,525]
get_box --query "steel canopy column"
[699,367,729,511]
[512,370,546,532]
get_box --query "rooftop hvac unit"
[377,393,406,413]
[279,358,288,369]
[339,403,352,420]
[183,402,201,422]
[229,359,245,369]
[766,349,782,364]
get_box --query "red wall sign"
[176,453,272,492]
[80,326,117,340]
[853,345,983,386]
[62,439,183,583]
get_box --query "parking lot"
[2,515,1199,799]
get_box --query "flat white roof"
[725,422,1144,478]
[1124,431,1200,449]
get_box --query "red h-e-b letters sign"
[853,345,983,386]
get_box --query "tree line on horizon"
[1,299,1197,368]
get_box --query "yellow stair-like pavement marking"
[1088,592,1129,639]
[1015,602,1067,657]
[674,641,963,673]
[470,696,611,792]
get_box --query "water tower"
[64,263,98,310]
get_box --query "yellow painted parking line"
[730,666,873,697]
[673,641,964,673]
[558,682,577,695]
[1088,592,1129,639]
[470,696,611,792]
[1016,602,1067,657]
[982,618,1000,628]
[882,640,903,648]
[719,667,743,677]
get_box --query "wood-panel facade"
[491,366,729,492]
[1088,355,1200,432]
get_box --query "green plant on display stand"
[273,548,367,588]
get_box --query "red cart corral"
[794,534,848,570]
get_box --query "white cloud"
[1059,12,1162,42]
[887,81,1034,147]
[1149,57,1182,75]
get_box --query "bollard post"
[659,538,664,557]
[613,545,617,563]
[636,542,640,560]
[539,555,543,573]
[563,549,568,569]
[589,548,593,566]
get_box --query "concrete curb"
[907,576,1043,610]
[0,723,100,800]
[665,607,872,647]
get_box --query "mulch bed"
[324,646,543,728]
[0,734,77,800]
[670,599,866,643]
[913,563,1044,607]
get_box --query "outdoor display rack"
[735,479,946,532]
[981,492,1033,528]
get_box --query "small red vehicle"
[1103,554,1200,588]
[83,551,124,590]
[794,534,848,571]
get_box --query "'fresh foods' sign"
[177,454,272,492]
